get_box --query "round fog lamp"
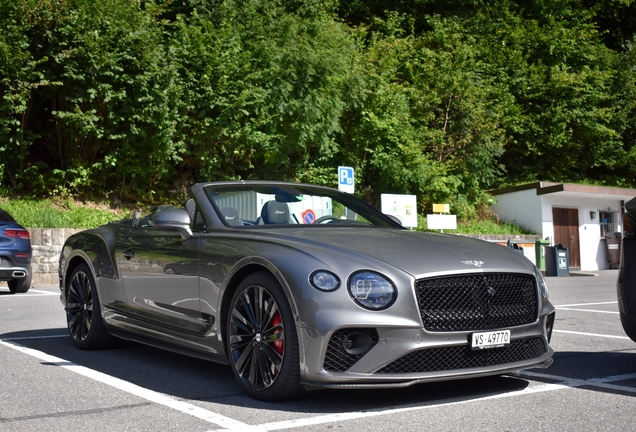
[310,270,340,291]
[342,331,373,355]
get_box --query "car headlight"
[310,270,340,291]
[534,266,549,299]
[348,271,396,310]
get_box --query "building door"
[552,208,581,268]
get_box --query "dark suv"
[618,197,636,341]
[0,209,32,293]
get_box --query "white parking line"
[0,338,251,430]
[556,307,619,314]
[522,371,636,394]
[30,289,59,295]
[0,289,58,297]
[555,301,618,308]
[210,370,636,432]
[3,333,634,432]
[1,334,68,341]
[554,329,631,340]
[209,382,569,432]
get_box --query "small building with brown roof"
[489,182,636,271]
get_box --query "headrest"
[261,201,289,224]
[184,199,196,220]
[219,207,241,226]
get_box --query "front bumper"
[298,312,555,388]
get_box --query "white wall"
[491,189,543,234]
[540,195,622,271]
[492,190,624,271]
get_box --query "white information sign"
[338,166,355,194]
[381,194,418,228]
[427,214,457,230]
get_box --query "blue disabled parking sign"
[338,166,354,193]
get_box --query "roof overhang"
[490,182,636,203]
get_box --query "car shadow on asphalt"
[7,329,634,411]
[520,350,636,398]
[0,328,541,413]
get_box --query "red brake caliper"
[271,312,284,354]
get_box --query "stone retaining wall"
[28,228,84,285]
[17,229,540,287]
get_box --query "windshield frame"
[202,182,403,229]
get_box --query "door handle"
[123,248,135,260]
[570,235,574,245]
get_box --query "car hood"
[257,228,534,278]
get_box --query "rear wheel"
[66,263,112,349]
[227,272,305,401]
[8,272,31,294]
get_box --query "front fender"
[59,226,126,310]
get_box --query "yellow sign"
[433,204,450,213]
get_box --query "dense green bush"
[0,196,529,232]
[1,0,635,221]
[0,198,120,228]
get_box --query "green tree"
[1,0,634,211]
[337,13,510,217]
[172,0,357,184]
[612,36,636,186]
[475,1,622,185]
[1,0,182,199]
[0,0,43,190]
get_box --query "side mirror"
[148,208,191,231]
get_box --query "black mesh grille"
[376,337,547,374]
[323,328,379,372]
[415,273,538,332]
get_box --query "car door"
[116,225,204,335]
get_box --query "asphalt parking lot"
[1,270,634,431]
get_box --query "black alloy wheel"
[66,263,112,349]
[227,272,304,401]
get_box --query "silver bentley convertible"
[59,181,555,401]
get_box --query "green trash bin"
[535,239,551,270]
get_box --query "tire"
[8,272,31,294]
[227,271,305,401]
[620,312,636,343]
[65,263,112,349]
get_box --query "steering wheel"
[313,215,341,224]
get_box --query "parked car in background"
[59,181,555,401]
[618,197,636,342]
[0,208,32,293]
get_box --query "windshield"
[203,183,400,228]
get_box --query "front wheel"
[66,263,112,349]
[227,272,305,401]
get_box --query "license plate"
[471,330,510,350]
